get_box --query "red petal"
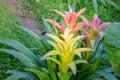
[46,19,64,32]
[70,12,77,27]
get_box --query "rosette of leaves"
[42,28,92,80]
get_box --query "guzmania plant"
[0,5,119,80]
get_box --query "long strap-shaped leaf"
[6,72,38,80]
[6,70,38,80]
[0,39,44,67]
[68,60,87,75]
[17,26,50,53]
[95,70,117,80]
[92,0,98,13]
[26,69,51,80]
[0,49,39,68]
[106,0,118,9]
[42,16,54,34]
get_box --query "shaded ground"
[9,0,43,34]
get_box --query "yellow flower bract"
[44,28,92,73]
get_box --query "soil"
[9,0,43,34]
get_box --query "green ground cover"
[20,0,120,22]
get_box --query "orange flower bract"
[46,6,86,34]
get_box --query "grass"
[20,0,68,22]
[20,0,120,23]
[76,0,120,22]
[0,1,40,79]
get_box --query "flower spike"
[46,6,86,35]
[44,28,92,73]
[81,13,110,39]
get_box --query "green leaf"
[0,39,44,68]
[6,70,19,74]
[106,0,119,9]
[26,69,50,80]
[68,60,87,75]
[100,0,106,6]
[58,72,71,80]
[91,57,101,71]
[42,16,54,34]
[90,40,95,48]
[93,78,106,80]
[68,62,76,75]
[53,23,61,37]
[92,0,98,13]
[6,71,38,80]
[74,60,87,64]
[83,73,106,80]
[46,61,57,80]
[0,49,38,68]
[104,23,120,77]
[41,57,62,69]
[95,70,117,80]
[71,3,76,12]
[17,26,50,53]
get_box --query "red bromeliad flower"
[80,14,110,39]
[46,6,86,34]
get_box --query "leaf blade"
[95,70,117,80]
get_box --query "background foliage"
[20,0,120,22]
[105,23,120,77]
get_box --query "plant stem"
[85,37,92,61]
[59,73,69,80]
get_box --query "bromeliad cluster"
[80,14,110,40]
[46,6,86,34]
[0,6,112,80]
[43,5,111,79]
[44,6,110,73]
[44,6,92,76]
